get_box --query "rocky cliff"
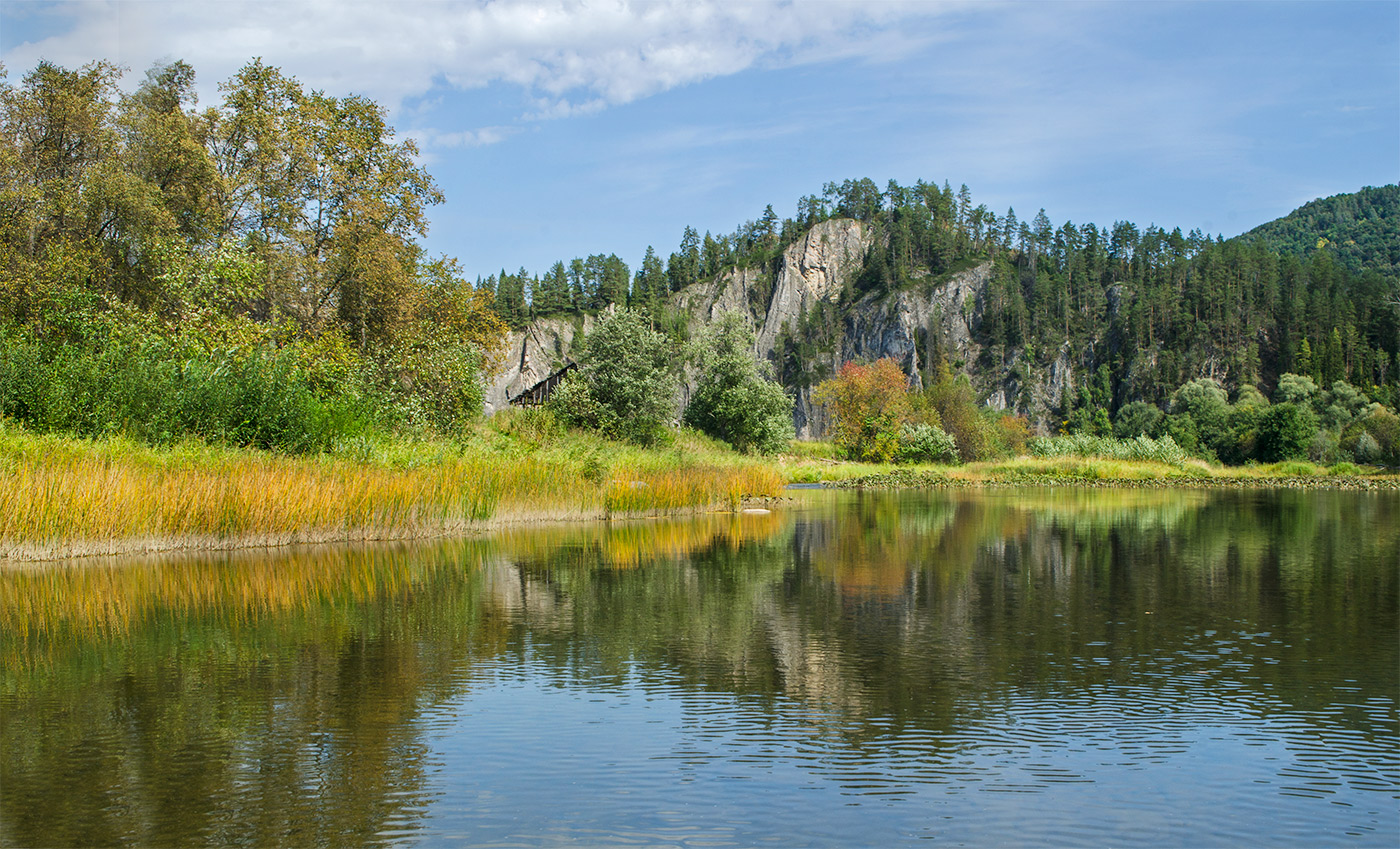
[485,218,1078,433]
[483,315,594,414]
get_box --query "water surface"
[2,487,1397,846]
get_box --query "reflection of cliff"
[483,489,1398,737]
[3,488,1395,845]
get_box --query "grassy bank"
[8,421,1398,563]
[781,445,1400,490]
[0,412,784,562]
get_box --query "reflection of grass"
[8,413,1393,562]
[0,542,482,672]
[495,510,785,570]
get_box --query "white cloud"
[1,0,969,117]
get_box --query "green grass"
[0,413,785,561]
[778,438,1398,488]
[8,423,1395,561]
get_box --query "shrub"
[1171,378,1230,457]
[1352,432,1383,464]
[683,312,794,454]
[814,358,912,462]
[1342,408,1400,465]
[574,307,678,445]
[0,329,372,452]
[1113,401,1164,439]
[1256,402,1317,462]
[1274,373,1318,405]
[1308,428,1339,464]
[1028,433,1190,467]
[924,363,993,461]
[896,422,958,464]
[996,414,1032,456]
[548,375,604,432]
[381,337,486,434]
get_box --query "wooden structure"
[508,361,578,407]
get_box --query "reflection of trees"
[0,543,498,848]
[2,488,1395,844]
[487,488,1398,743]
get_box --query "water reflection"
[2,488,1396,846]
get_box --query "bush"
[1256,402,1317,462]
[574,307,678,445]
[1028,433,1190,467]
[1342,408,1400,465]
[548,375,604,432]
[814,358,912,462]
[896,422,958,464]
[995,414,1031,456]
[0,329,372,452]
[1113,401,1164,439]
[683,312,794,454]
[924,363,993,461]
[1274,373,1318,405]
[1352,432,1383,464]
[1171,378,1230,457]
[381,336,487,435]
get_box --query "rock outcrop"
[484,316,594,415]
[484,217,1084,433]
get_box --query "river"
[2,487,1396,846]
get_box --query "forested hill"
[490,177,1400,454]
[490,181,1399,423]
[2,57,1396,461]
[1239,185,1400,278]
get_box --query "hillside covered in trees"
[1,57,1396,466]
[491,176,1399,410]
[1242,185,1399,278]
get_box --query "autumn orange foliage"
[813,358,913,462]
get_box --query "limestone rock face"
[755,218,871,355]
[483,316,593,415]
[481,217,1085,435]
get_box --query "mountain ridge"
[487,184,1400,435]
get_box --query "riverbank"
[798,454,1400,491]
[0,416,784,563]
[6,419,1397,563]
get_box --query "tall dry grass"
[0,423,786,560]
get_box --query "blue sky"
[3,1,1396,281]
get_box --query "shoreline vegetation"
[3,59,1395,564]
[4,415,1396,564]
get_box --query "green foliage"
[1113,401,1164,439]
[0,59,506,452]
[923,363,995,462]
[1241,184,1400,278]
[1341,407,1400,465]
[1028,434,1190,467]
[573,307,678,446]
[1275,373,1318,405]
[683,312,794,454]
[0,328,371,452]
[547,375,604,433]
[1256,403,1318,462]
[896,422,958,464]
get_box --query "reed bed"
[603,464,785,515]
[0,423,786,560]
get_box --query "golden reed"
[0,432,785,561]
